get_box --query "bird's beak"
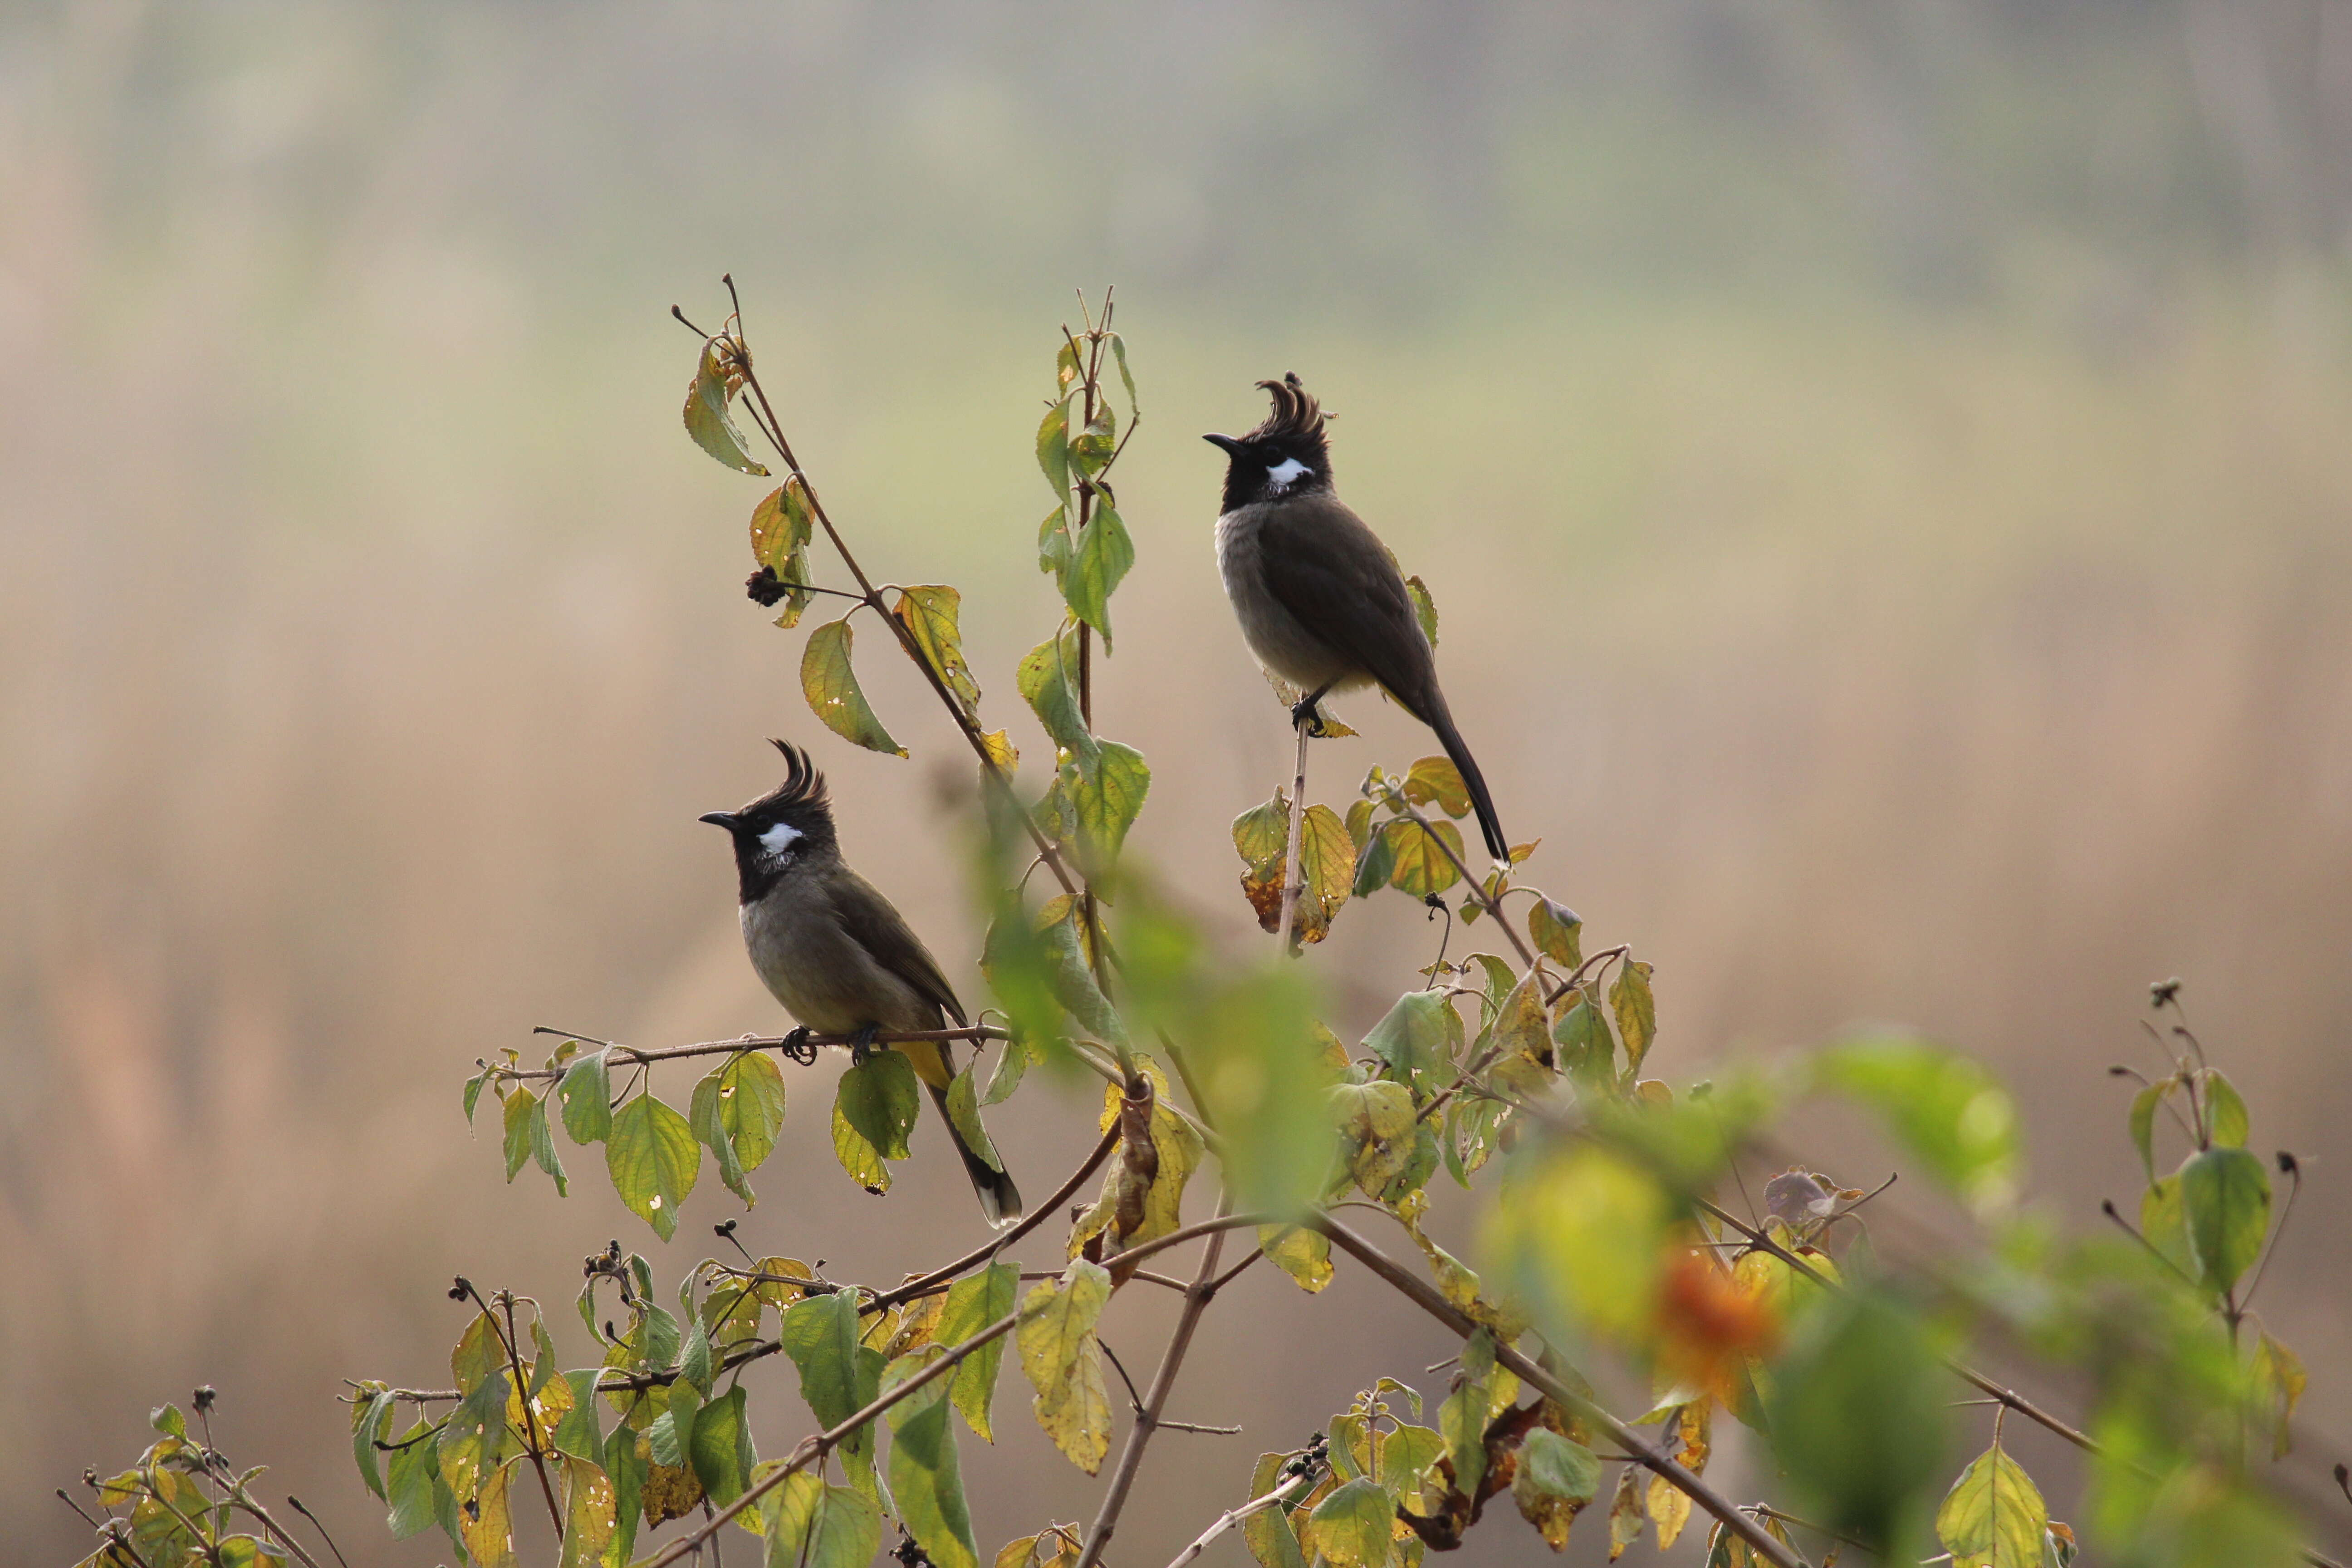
[698,811,739,831]
[1203,433,1242,455]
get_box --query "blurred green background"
[5,2,2351,1561]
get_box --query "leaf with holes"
[607,1094,698,1241]
[894,585,981,715]
[1017,1261,1113,1475]
[750,480,817,627]
[801,618,906,757]
[558,1049,613,1145]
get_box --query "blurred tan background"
[6,2,2352,1562]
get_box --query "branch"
[1313,1218,1811,1568]
[1074,1194,1239,1568]
[867,1122,1123,1312]
[1161,1458,1324,1568]
[495,1025,1007,1083]
[1278,715,1312,953]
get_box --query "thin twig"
[1278,715,1311,953]
[867,1122,1122,1312]
[499,1025,1006,1083]
[1160,1462,1323,1568]
[283,1498,349,1568]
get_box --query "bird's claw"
[1290,696,1330,737]
[780,1026,816,1065]
[846,1024,882,1068]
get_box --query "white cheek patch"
[1264,456,1311,489]
[758,822,804,859]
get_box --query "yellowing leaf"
[892,585,982,716]
[1017,1262,1113,1474]
[1016,627,1097,766]
[1405,575,1440,647]
[832,1050,921,1195]
[1067,743,1151,878]
[1259,1223,1334,1293]
[980,729,1020,776]
[1387,818,1464,898]
[607,1094,700,1242]
[801,618,906,758]
[557,1455,616,1568]
[1308,1478,1394,1568]
[1296,804,1357,940]
[1935,1439,2048,1568]
[1330,1081,1418,1198]
[2251,1333,2307,1459]
[461,1456,521,1568]
[1513,1428,1601,1550]
[1645,1469,1692,1551]
[1401,757,1471,819]
[1607,1465,1645,1560]
[750,480,816,626]
[1608,961,1656,1079]
[1528,899,1582,969]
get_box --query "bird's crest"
[764,738,832,817]
[1243,372,1329,451]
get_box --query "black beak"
[1203,433,1243,455]
[698,811,739,831]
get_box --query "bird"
[700,741,1022,1225]
[1206,374,1510,862]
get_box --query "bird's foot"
[1289,696,1331,737]
[846,1023,882,1068]
[779,1026,817,1065]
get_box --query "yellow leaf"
[1387,818,1464,898]
[892,585,981,715]
[1645,1470,1692,1551]
[1402,756,1471,818]
[462,1457,521,1568]
[1017,1262,1113,1474]
[1259,1223,1335,1293]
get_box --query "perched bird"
[1206,375,1510,862]
[701,741,1022,1224]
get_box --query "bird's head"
[701,739,838,898]
[1205,373,1332,513]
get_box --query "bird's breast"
[1215,505,1357,691]
[740,894,936,1035]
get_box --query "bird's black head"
[699,739,839,902]
[1205,373,1333,514]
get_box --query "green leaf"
[1351,818,1398,898]
[559,1049,613,1145]
[606,1094,700,1241]
[2202,1070,2249,1148]
[1765,1289,1949,1560]
[2180,1145,2270,1293]
[779,1291,884,1476]
[1062,501,1136,648]
[692,1049,788,1206]
[1330,1080,1418,1198]
[688,1384,755,1507]
[386,1417,442,1539]
[832,1049,921,1192]
[1382,1421,1446,1508]
[2128,1081,2166,1184]
[982,1035,1035,1107]
[678,1319,715,1396]
[1936,1440,2048,1568]
[1528,899,1582,969]
[1066,741,1151,877]
[936,1259,1020,1441]
[1816,1035,2021,1217]
[750,480,818,627]
[504,1086,539,1181]
[1036,397,1072,500]
[893,586,982,715]
[1516,1426,1602,1506]
[1015,627,1098,767]
[1362,990,1450,1093]
[801,617,906,758]
[438,1370,514,1508]
[463,1066,492,1124]
[650,1382,697,1467]
[1608,960,1656,1078]
[691,1069,750,1203]
[1308,1478,1393,1568]
[887,1367,981,1568]
[353,1390,394,1501]
[553,1371,606,1468]
[1386,818,1464,898]
[2140,1173,2195,1276]
[1404,575,1439,647]
[1107,333,1139,417]
[1017,1261,1113,1475]
[684,336,771,476]
[557,1455,617,1568]
[1440,1330,1495,1498]
[1258,1223,1334,1293]
[762,1474,880,1568]
[1401,756,1471,819]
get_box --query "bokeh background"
[6,2,2352,1562]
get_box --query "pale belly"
[741,899,940,1035]
[1214,507,1362,692]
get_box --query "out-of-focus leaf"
[1018,1262,1113,1474]
[1816,1035,2021,1217]
[2180,1145,2269,1294]
[1608,961,1656,1078]
[1387,818,1465,898]
[1485,1145,1667,1341]
[2128,1081,2167,1183]
[886,1363,981,1568]
[894,586,982,715]
[1363,990,1452,1093]
[1402,756,1471,819]
[1766,1288,1949,1561]
[2251,1333,2307,1460]
[2141,1174,2195,1276]
[1607,1465,1644,1560]
[1062,502,1136,648]
[801,618,906,758]
[1528,900,1582,969]
[1308,1478,1393,1568]
[2202,1070,2250,1148]
[832,1049,921,1195]
[559,1049,613,1145]
[1067,742,1151,878]
[1440,1330,1495,1498]
[1935,1439,2048,1568]
[684,336,771,476]
[936,1259,1020,1441]
[1646,1469,1693,1551]
[606,1094,699,1241]
[980,728,1020,777]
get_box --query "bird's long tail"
[1429,704,1510,863]
[924,1082,1024,1226]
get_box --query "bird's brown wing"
[828,868,969,1028]
[1252,493,1440,719]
